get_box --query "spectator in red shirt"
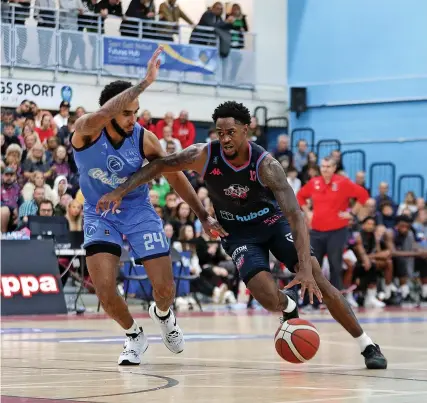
[173,110,196,148]
[155,111,174,139]
[297,157,369,290]
[35,114,55,143]
[137,109,156,133]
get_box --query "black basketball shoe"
[280,289,299,323]
[362,344,387,369]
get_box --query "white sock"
[422,284,427,299]
[356,332,374,352]
[400,284,410,298]
[155,306,170,318]
[283,295,296,313]
[124,320,140,335]
[383,284,393,300]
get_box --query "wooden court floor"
[2,306,427,403]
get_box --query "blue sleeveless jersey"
[73,123,149,208]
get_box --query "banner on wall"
[0,79,73,110]
[103,38,218,75]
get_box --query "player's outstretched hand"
[285,268,323,305]
[201,216,229,238]
[144,46,163,85]
[96,189,123,214]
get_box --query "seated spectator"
[185,169,205,191]
[173,110,196,148]
[273,135,293,171]
[1,167,20,233]
[55,193,73,216]
[355,171,370,194]
[153,204,164,222]
[384,215,427,301]
[173,225,201,275]
[397,191,418,216]
[22,143,52,181]
[53,101,70,129]
[416,197,426,212]
[18,186,46,227]
[375,182,395,212]
[413,208,427,243]
[164,222,174,244]
[166,140,177,155]
[357,198,379,223]
[4,144,24,181]
[286,167,301,194]
[35,114,55,143]
[38,199,55,217]
[2,122,21,149]
[21,132,41,161]
[190,2,234,47]
[57,115,76,147]
[206,127,218,142]
[247,117,266,149]
[53,175,70,205]
[66,199,83,231]
[330,149,344,172]
[197,187,209,204]
[377,201,396,229]
[170,202,194,240]
[159,126,182,152]
[45,136,60,164]
[51,145,72,180]
[155,112,174,139]
[21,171,56,204]
[300,162,320,185]
[293,140,309,173]
[137,110,156,132]
[149,189,160,206]
[18,122,37,148]
[163,191,178,221]
[151,176,170,207]
[353,217,393,308]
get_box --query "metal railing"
[1,4,255,89]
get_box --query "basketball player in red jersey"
[97,101,387,369]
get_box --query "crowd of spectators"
[272,134,427,308]
[2,99,427,309]
[2,1,249,72]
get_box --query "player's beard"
[111,119,133,138]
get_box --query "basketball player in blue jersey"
[72,47,226,365]
[97,101,387,369]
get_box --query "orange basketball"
[274,318,320,363]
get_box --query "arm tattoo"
[75,80,150,135]
[116,144,204,197]
[259,156,312,265]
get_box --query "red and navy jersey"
[201,141,283,231]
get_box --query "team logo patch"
[85,222,98,239]
[106,156,124,173]
[224,184,249,199]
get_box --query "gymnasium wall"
[287,0,427,196]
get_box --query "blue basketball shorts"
[221,217,314,284]
[83,202,169,262]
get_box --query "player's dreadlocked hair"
[99,80,133,106]
[212,101,251,125]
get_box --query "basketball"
[274,318,320,363]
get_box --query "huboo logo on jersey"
[88,155,128,188]
[236,207,269,222]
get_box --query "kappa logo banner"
[1,240,67,315]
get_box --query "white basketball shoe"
[149,303,185,354]
[118,327,149,365]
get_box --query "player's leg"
[269,221,387,369]
[127,219,184,354]
[83,213,147,365]
[224,242,297,317]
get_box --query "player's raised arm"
[258,154,322,303]
[72,46,163,148]
[96,143,207,212]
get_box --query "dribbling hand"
[201,216,229,238]
[285,263,323,305]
